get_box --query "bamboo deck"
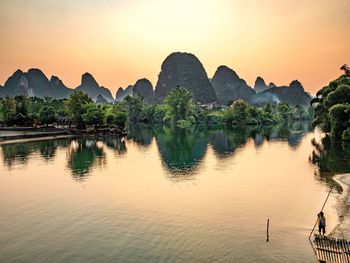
[314,234,350,263]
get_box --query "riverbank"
[331,173,350,239]
[0,126,127,145]
[0,129,69,141]
[0,134,78,145]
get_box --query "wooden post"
[266,218,270,242]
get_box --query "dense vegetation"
[123,86,311,128]
[0,91,126,129]
[0,87,312,130]
[311,75,350,141]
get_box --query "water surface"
[0,123,341,262]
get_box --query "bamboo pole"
[266,218,269,242]
[309,186,334,240]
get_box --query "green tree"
[82,103,104,128]
[104,103,127,128]
[106,111,127,127]
[14,95,29,116]
[27,97,44,119]
[123,95,143,122]
[114,111,127,127]
[311,75,350,140]
[313,103,331,132]
[342,127,350,141]
[325,84,350,108]
[329,104,350,139]
[139,104,155,123]
[153,104,168,123]
[293,105,308,121]
[207,111,226,125]
[189,102,207,124]
[0,98,16,124]
[263,102,273,114]
[38,105,56,126]
[64,91,92,128]
[105,113,116,126]
[276,103,292,122]
[164,86,193,126]
[226,100,249,125]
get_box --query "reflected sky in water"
[0,122,347,262]
[0,122,313,180]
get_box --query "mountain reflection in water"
[1,121,348,263]
[0,122,314,182]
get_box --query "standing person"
[318,212,326,235]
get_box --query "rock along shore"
[331,173,350,239]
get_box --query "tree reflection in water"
[67,139,106,181]
[154,123,310,180]
[0,122,313,182]
[126,123,154,147]
[209,127,250,159]
[155,126,208,180]
[0,139,69,167]
[310,135,350,192]
[250,122,311,149]
[104,137,127,156]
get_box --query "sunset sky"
[0,0,349,95]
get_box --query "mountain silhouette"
[261,80,311,106]
[133,78,154,104]
[0,69,73,98]
[155,52,217,104]
[75,73,114,102]
[211,65,256,105]
[115,85,133,102]
[0,52,311,106]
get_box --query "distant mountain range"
[76,73,114,102]
[211,65,256,105]
[0,69,73,99]
[115,85,133,102]
[0,52,311,106]
[0,69,115,103]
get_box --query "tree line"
[123,86,312,128]
[0,92,126,129]
[0,87,312,130]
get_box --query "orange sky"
[0,0,349,95]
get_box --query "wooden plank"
[344,251,349,263]
[314,235,350,263]
[333,244,338,263]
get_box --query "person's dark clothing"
[318,213,326,235]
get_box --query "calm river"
[0,123,343,262]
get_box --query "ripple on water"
[0,127,341,262]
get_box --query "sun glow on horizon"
[0,0,349,95]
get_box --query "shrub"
[342,128,350,141]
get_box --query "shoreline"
[0,134,78,145]
[0,130,126,145]
[330,173,350,239]
[0,127,127,145]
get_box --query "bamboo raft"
[314,234,350,263]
